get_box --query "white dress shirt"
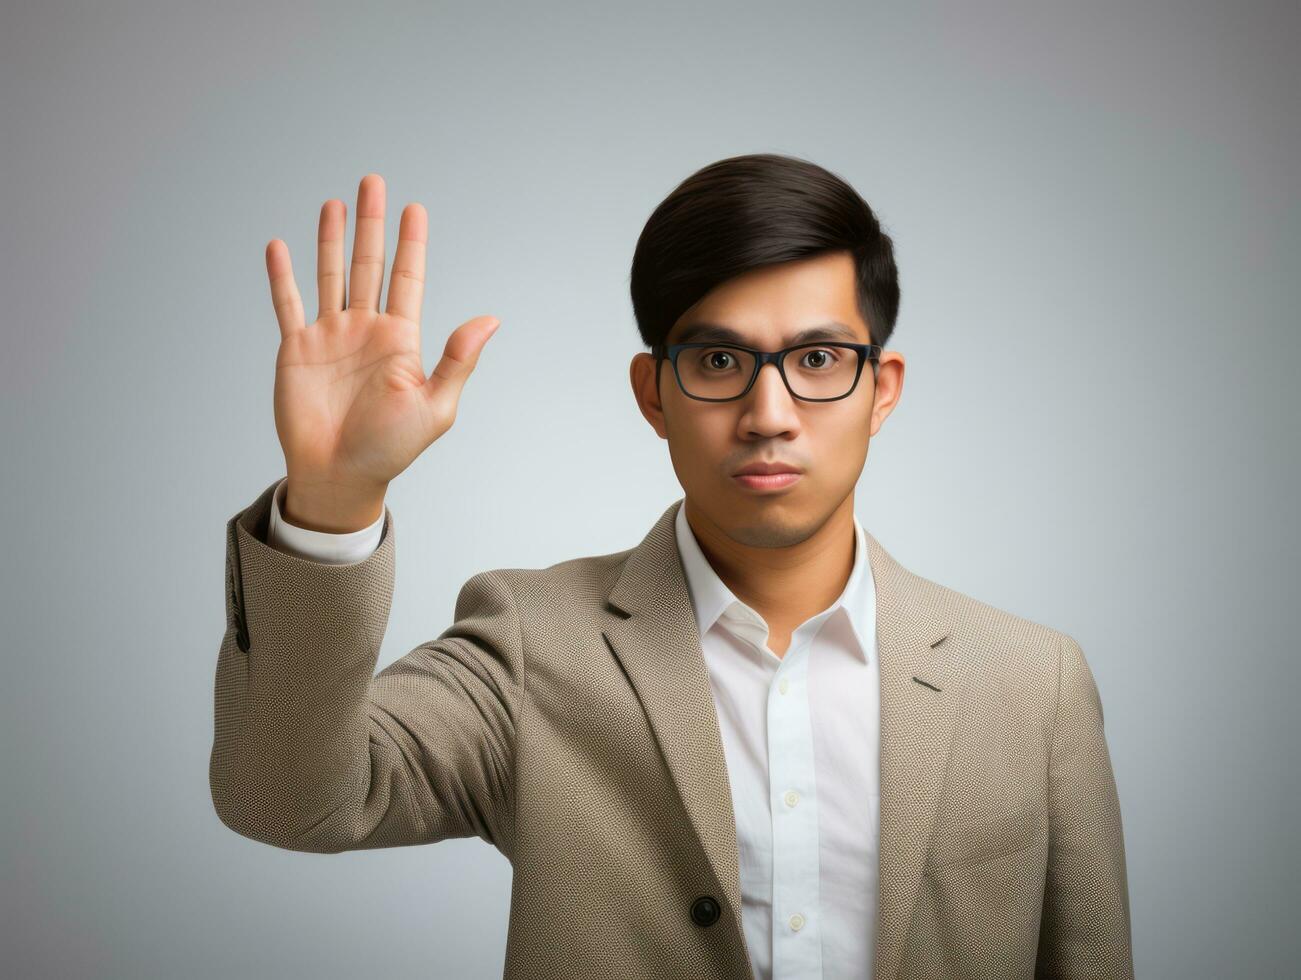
[265,477,879,979]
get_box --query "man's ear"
[630,352,669,439]
[868,350,906,439]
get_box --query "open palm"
[265,173,500,500]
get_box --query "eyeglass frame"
[651,340,884,403]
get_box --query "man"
[210,155,1132,979]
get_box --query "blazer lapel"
[601,500,970,980]
[867,529,970,980]
[601,500,746,939]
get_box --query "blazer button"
[690,895,720,927]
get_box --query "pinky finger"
[265,239,306,338]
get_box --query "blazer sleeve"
[209,478,524,859]
[1034,633,1134,978]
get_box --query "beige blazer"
[210,478,1133,979]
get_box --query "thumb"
[423,315,501,405]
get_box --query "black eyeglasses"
[652,341,883,402]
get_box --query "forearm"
[209,495,396,850]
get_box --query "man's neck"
[684,494,858,636]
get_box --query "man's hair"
[629,153,901,355]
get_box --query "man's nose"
[750,361,794,401]
[740,362,801,427]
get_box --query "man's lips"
[733,471,802,491]
[732,462,803,476]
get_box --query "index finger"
[385,203,427,323]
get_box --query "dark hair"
[630,153,900,357]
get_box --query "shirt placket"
[767,633,824,978]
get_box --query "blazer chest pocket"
[924,804,1045,873]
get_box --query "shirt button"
[784,790,799,807]
[789,913,806,931]
[779,678,789,695]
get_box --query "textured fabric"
[210,476,1133,979]
[264,480,881,978]
[674,499,880,979]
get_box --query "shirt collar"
[673,498,876,662]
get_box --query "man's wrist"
[282,479,386,534]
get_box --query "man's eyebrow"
[673,321,863,346]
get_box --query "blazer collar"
[601,498,971,980]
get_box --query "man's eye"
[700,350,737,370]
[800,348,839,369]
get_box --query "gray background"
[2,0,1297,977]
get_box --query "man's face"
[630,250,905,549]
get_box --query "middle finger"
[348,173,386,313]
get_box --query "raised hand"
[264,173,500,530]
